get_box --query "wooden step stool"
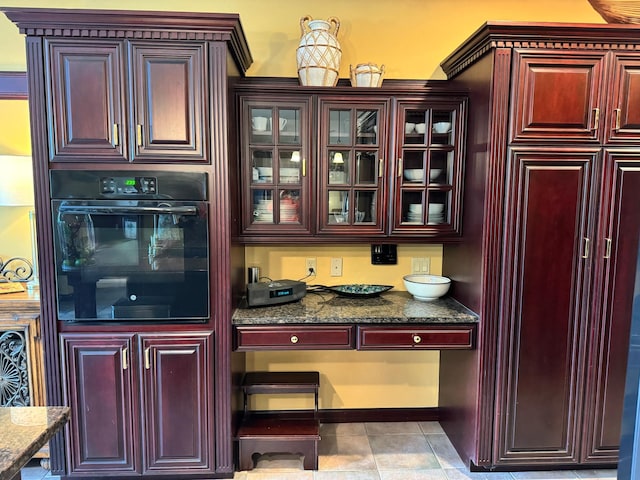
[236,371,320,471]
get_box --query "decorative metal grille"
[0,329,30,406]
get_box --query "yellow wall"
[0,0,605,409]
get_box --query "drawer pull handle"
[413,335,422,344]
[290,335,299,344]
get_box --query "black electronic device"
[246,279,306,307]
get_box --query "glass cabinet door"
[319,101,388,235]
[393,102,464,236]
[241,99,311,235]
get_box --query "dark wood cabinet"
[4,9,252,478]
[440,22,640,470]
[234,79,467,243]
[61,332,214,476]
[46,39,208,163]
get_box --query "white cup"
[252,116,268,131]
[433,122,451,134]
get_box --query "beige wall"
[0,0,605,409]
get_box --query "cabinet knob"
[290,335,299,344]
[413,335,422,344]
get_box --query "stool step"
[237,416,320,439]
[242,371,319,394]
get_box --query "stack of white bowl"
[279,167,300,183]
[253,199,273,222]
[428,203,445,224]
[407,203,422,223]
[256,166,272,183]
[280,200,298,222]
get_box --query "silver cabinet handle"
[582,237,590,259]
[604,237,612,259]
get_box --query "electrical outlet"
[411,257,430,274]
[330,257,343,276]
[305,257,317,275]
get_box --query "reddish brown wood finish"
[60,334,138,475]
[3,8,252,478]
[581,154,640,462]
[357,325,475,350]
[233,78,468,244]
[235,325,354,350]
[131,43,207,162]
[46,40,127,161]
[440,22,640,470]
[140,334,213,473]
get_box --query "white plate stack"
[427,203,445,224]
[253,199,273,222]
[407,203,422,223]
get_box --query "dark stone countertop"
[232,291,478,325]
[0,406,69,479]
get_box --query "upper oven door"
[52,199,209,322]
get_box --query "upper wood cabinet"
[234,79,468,243]
[510,49,640,145]
[46,39,208,163]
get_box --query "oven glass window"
[52,200,209,322]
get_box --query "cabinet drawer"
[357,325,475,350]
[235,325,354,351]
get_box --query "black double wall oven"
[50,170,209,323]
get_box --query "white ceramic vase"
[296,15,341,87]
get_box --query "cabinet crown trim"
[441,20,640,78]
[2,7,253,73]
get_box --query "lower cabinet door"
[140,333,214,473]
[60,333,138,475]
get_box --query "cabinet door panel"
[131,43,207,162]
[46,40,127,161]
[511,50,605,143]
[606,54,640,144]
[60,334,137,474]
[141,333,213,473]
[582,154,640,462]
[495,150,596,464]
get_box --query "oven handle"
[57,205,198,216]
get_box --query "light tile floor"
[20,422,618,480]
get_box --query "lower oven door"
[52,200,209,322]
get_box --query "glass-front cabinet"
[240,98,312,235]
[392,101,465,236]
[318,99,389,235]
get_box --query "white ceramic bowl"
[428,203,445,214]
[403,169,423,181]
[403,274,451,301]
[405,122,416,134]
[433,122,452,134]
[408,203,422,213]
[415,123,426,134]
[257,166,272,177]
[429,169,443,181]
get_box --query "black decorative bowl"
[326,284,393,298]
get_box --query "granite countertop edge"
[232,291,478,326]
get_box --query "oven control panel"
[100,176,157,195]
